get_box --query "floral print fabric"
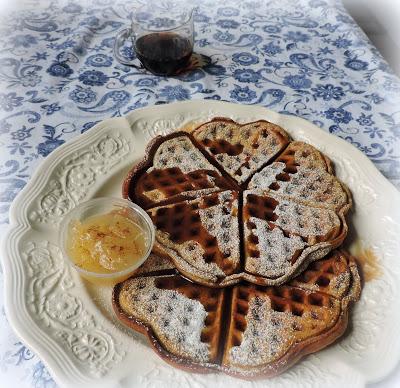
[0,0,399,386]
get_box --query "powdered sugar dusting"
[273,195,340,238]
[194,120,288,183]
[215,153,246,180]
[199,191,240,268]
[135,253,174,275]
[249,162,348,210]
[152,136,216,173]
[164,251,221,283]
[289,141,329,171]
[228,291,341,368]
[229,296,295,366]
[245,217,305,277]
[154,233,225,277]
[143,188,167,203]
[249,162,286,189]
[289,253,352,298]
[179,187,227,199]
[143,186,223,203]
[119,276,210,362]
[329,271,350,298]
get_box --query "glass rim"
[131,5,194,33]
[58,197,155,279]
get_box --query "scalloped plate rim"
[2,100,400,387]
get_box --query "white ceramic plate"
[3,101,400,388]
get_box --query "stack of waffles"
[113,118,361,378]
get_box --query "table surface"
[0,0,399,387]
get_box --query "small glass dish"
[59,197,154,285]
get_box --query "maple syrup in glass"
[114,2,194,76]
[135,32,192,76]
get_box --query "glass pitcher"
[114,2,195,76]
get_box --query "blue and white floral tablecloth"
[0,0,399,386]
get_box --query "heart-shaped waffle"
[113,250,361,379]
[192,118,290,184]
[242,191,344,279]
[124,132,238,209]
[123,119,351,287]
[147,191,241,284]
[247,141,350,211]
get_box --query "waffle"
[114,274,225,364]
[192,118,290,184]
[113,250,361,378]
[242,190,347,284]
[147,191,241,284]
[133,252,175,276]
[248,141,351,211]
[124,118,351,287]
[123,132,237,209]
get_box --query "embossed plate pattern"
[3,101,400,388]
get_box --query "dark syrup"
[135,32,192,76]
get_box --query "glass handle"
[113,27,144,69]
